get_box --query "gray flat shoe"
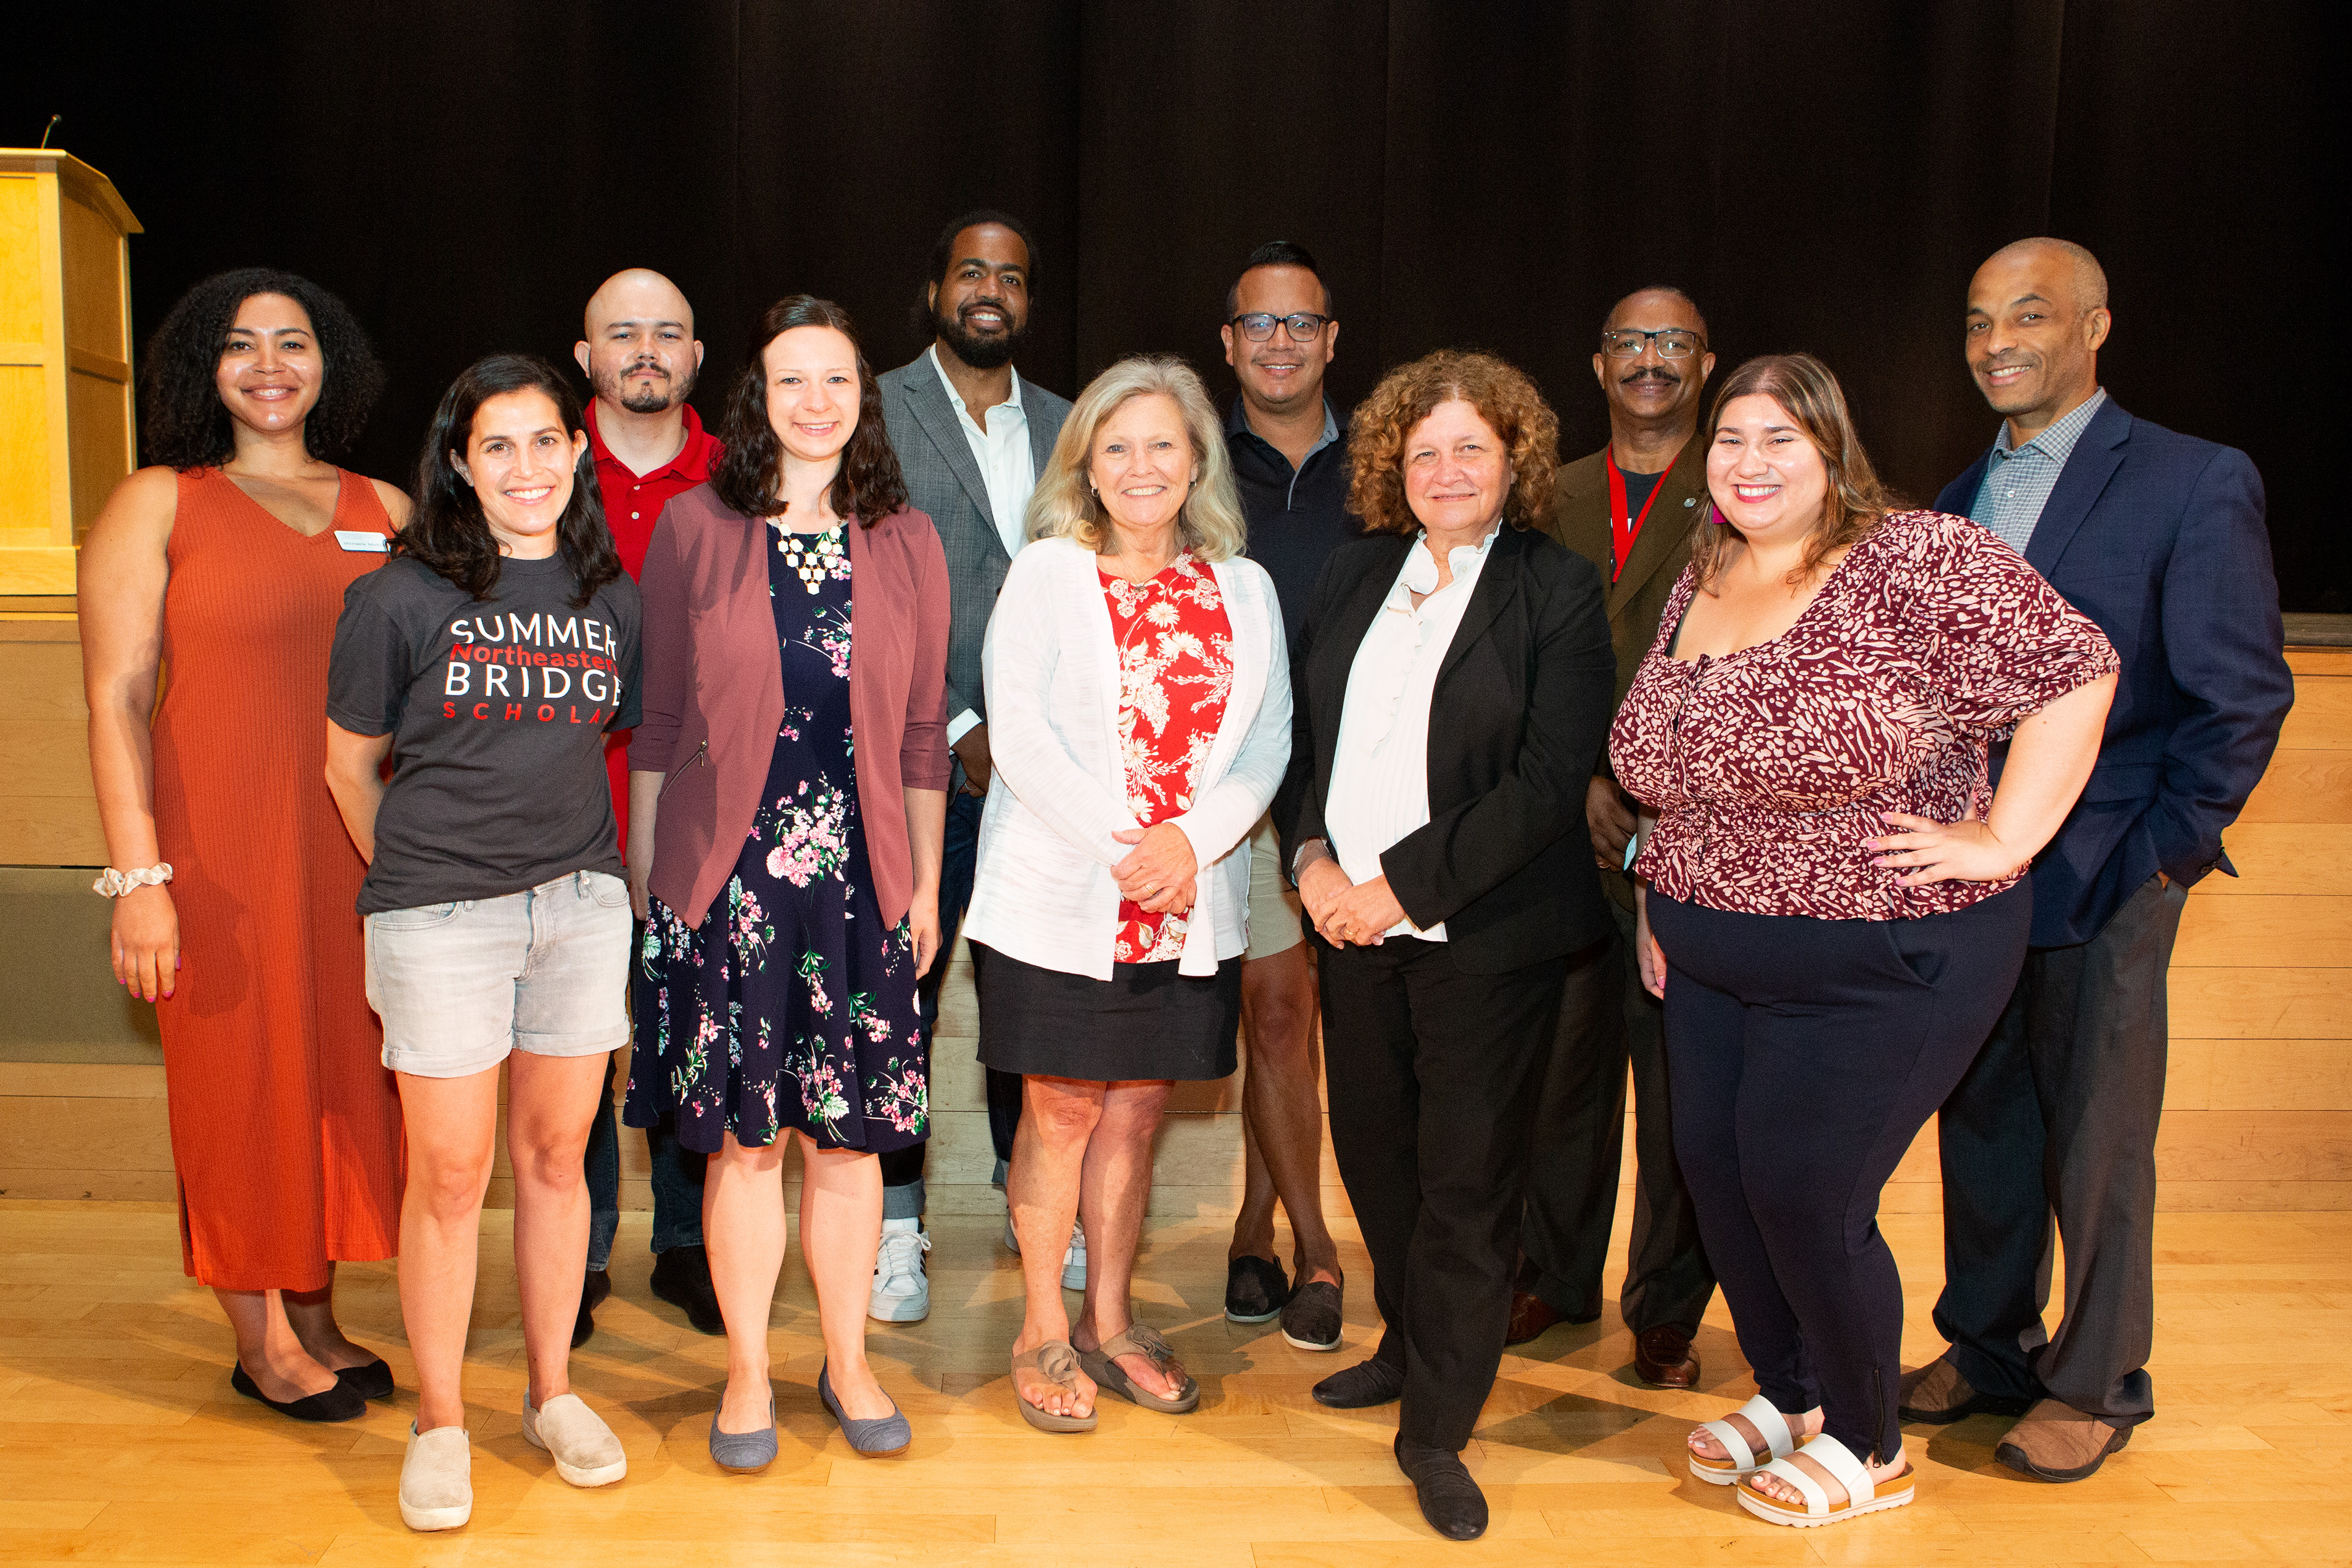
[819,1364,911,1457]
[708,1392,777,1473]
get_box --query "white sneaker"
[869,1217,932,1322]
[1003,1211,1087,1290]
[399,1422,471,1532]
[521,1392,627,1487]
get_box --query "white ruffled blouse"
[1322,523,1501,941]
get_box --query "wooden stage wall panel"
[0,638,2345,1211]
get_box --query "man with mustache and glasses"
[1522,286,1719,1387]
[570,268,725,1345]
[1900,238,2291,1481]
[876,210,1075,1319]
[1215,240,1360,1353]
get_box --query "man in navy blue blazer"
[1899,239,2294,1482]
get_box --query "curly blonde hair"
[1346,350,1559,535]
[1025,355,1247,562]
[1691,353,1899,590]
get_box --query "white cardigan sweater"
[964,536,1293,981]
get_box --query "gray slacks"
[1521,899,1716,1335]
[1931,870,2187,1428]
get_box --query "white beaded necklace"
[771,519,846,594]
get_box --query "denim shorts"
[366,870,634,1078]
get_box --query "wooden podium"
[0,149,140,600]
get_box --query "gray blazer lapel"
[2025,398,2132,578]
[901,368,1001,547]
[1025,376,1063,479]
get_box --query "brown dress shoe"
[1505,1290,1562,1346]
[1632,1325,1700,1388]
[1897,1356,2034,1424]
[1995,1397,2132,1482]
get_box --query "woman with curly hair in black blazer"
[1282,350,1615,1540]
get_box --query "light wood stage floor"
[2,1201,2348,1566]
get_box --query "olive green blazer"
[1542,431,1712,717]
[1539,431,1711,907]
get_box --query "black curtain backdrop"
[24,2,2342,608]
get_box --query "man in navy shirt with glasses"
[1217,241,1361,1355]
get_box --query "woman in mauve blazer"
[624,297,949,1467]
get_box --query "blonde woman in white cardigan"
[966,355,1290,1434]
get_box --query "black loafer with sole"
[1224,1255,1290,1324]
[1280,1281,1343,1351]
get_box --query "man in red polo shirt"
[571,267,724,1346]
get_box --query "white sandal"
[1688,1394,1799,1484]
[1737,1433,1915,1527]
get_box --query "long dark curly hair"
[397,354,621,608]
[711,295,906,527]
[137,267,386,471]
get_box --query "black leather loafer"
[1311,1356,1404,1408]
[651,1244,726,1336]
[573,1267,612,1348]
[1396,1435,1488,1540]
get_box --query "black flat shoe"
[334,1356,395,1401]
[1311,1356,1404,1409]
[230,1362,365,1423]
[1224,1255,1290,1324]
[650,1244,726,1336]
[573,1267,612,1348]
[1280,1280,1343,1351]
[1396,1435,1488,1540]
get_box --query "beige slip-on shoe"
[399,1423,471,1532]
[522,1392,627,1487]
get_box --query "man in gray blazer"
[872,209,1074,1320]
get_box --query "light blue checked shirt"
[1968,387,2109,555]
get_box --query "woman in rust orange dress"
[78,268,408,1422]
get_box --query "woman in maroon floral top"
[1609,354,2116,1529]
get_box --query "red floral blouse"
[1103,554,1234,963]
[1609,510,2118,921]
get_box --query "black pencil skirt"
[971,942,1241,1083]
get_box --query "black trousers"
[1931,872,2185,1427]
[1522,899,1716,1333]
[1650,884,2029,1459]
[1317,931,1571,1451]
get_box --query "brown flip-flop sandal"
[1011,1340,1098,1433]
[1078,1324,1201,1414]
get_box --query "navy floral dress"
[624,519,928,1153]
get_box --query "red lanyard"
[1605,446,1676,582]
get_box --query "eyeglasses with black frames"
[1599,328,1705,360]
[1232,312,1333,342]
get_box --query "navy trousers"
[1648,883,2029,1459]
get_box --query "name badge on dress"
[334,530,390,553]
